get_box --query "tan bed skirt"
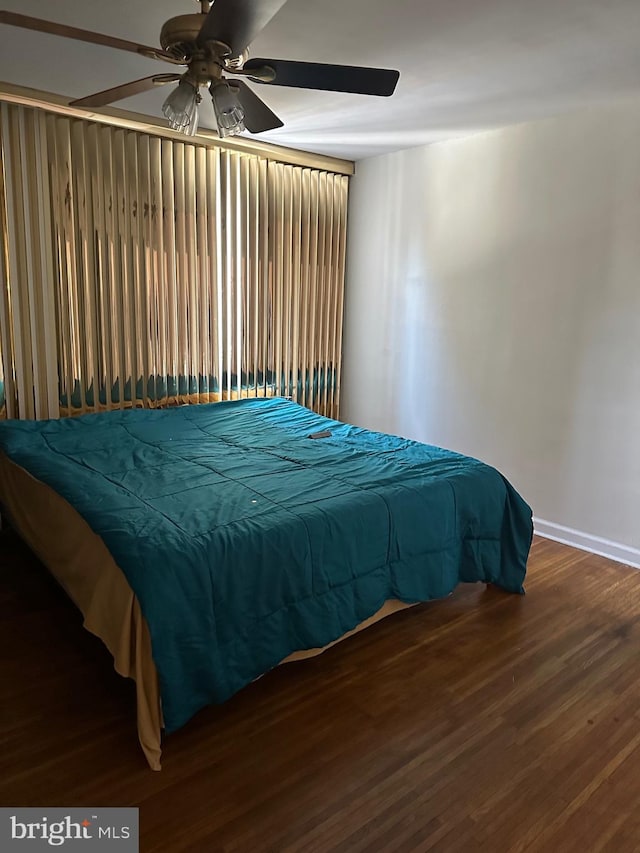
[0,453,414,770]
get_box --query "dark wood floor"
[2,529,640,852]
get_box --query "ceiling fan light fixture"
[211,80,245,138]
[162,78,200,133]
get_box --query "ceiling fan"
[0,1,400,139]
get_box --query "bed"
[0,397,533,769]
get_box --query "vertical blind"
[0,102,349,421]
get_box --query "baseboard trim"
[533,518,640,570]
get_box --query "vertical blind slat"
[290,167,302,405]
[0,103,22,418]
[0,107,13,418]
[259,158,269,400]
[18,109,41,417]
[307,171,320,412]
[334,176,349,419]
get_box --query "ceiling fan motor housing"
[159,14,231,61]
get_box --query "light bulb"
[211,80,245,138]
[162,80,199,134]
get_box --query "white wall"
[342,101,640,558]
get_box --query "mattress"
[0,398,533,763]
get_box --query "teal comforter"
[0,398,532,733]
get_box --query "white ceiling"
[1,0,640,161]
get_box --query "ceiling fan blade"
[0,11,184,64]
[229,80,283,133]
[244,58,400,96]
[197,0,288,56]
[69,75,181,109]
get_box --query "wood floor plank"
[2,530,640,851]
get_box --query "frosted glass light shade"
[162,80,199,134]
[211,81,245,138]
